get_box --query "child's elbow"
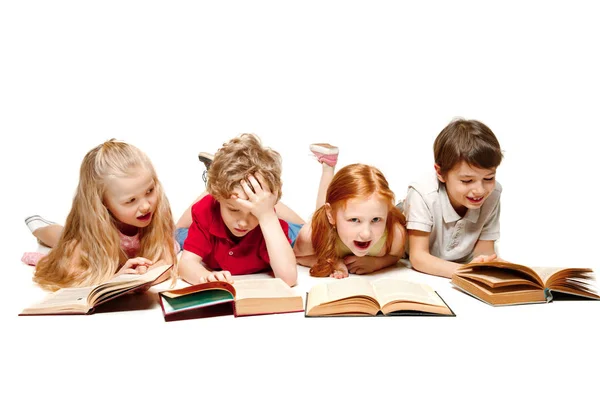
[409,253,428,274]
[277,267,298,287]
[281,272,297,287]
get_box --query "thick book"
[158,278,304,321]
[20,263,173,315]
[305,277,455,317]
[451,261,600,306]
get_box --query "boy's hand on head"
[118,257,153,275]
[234,173,278,221]
[471,254,498,264]
[344,255,380,275]
[330,262,349,279]
[199,270,234,284]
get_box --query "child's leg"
[316,162,336,209]
[175,192,209,228]
[25,216,63,248]
[310,143,339,209]
[274,202,305,225]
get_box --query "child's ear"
[434,164,446,183]
[324,203,335,226]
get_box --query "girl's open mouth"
[137,212,152,221]
[354,240,371,250]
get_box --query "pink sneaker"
[310,143,339,167]
[21,252,45,266]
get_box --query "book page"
[458,261,543,286]
[327,278,377,302]
[233,278,297,300]
[458,268,540,289]
[372,279,445,308]
[89,263,172,305]
[21,287,93,314]
[305,278,380,316]
[307,278,378,306]
[529,266,592,286]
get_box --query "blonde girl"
[23,139,177,291]
[293,144,407,278]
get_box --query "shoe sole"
[310,143,339,155]
[198,152,214,163]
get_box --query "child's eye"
[229,208,240,213]
[484,177,495,181]
[461,180,473,184]
[349,218,359,223]
[147,187,155,194]
[126,198,136,204]
[371,217,382,223]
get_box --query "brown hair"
[206,133,283,201]
[309,164,406,277]
[434,118,503,176]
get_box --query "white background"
[2,1,599,399]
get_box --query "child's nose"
[140,200,151,212]
[471,181,485,195]
[359,225,371,239]
[238,214,252,228]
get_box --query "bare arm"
[472,240,503,263]
[259,213,298,286]
[408,230,461,278]
[293,224,316,267]
[236,174,297,286]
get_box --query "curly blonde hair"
[34,139,177,291]
[206,133,283,201]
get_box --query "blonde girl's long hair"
[34,139,177,291]
[309,163,406,277]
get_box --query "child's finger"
[253,173,270,194]
[240,179,257,199]
[344,256,356,265]
[120,267,137,275]
[222,271,233,283]
[246,174,263,193]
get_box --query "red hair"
[309,164,406,277]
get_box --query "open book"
[451,261,600,306]
[20,264,173,315]
[158,278,304,321]
[305,277,455,317]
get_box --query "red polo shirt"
[183,194,290,275]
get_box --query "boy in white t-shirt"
[401,118,504,278]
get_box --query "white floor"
[4,2,600,399]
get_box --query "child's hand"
[471,254,498,264]
[118,257,153,275]
[199,270,234,284]
[330,262,349,279]
[344,255,379,275]
[234,173,278,221]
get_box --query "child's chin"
[351,247,370,256]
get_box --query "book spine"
[544,288,553,302]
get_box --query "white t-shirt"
[403,173,502,263]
